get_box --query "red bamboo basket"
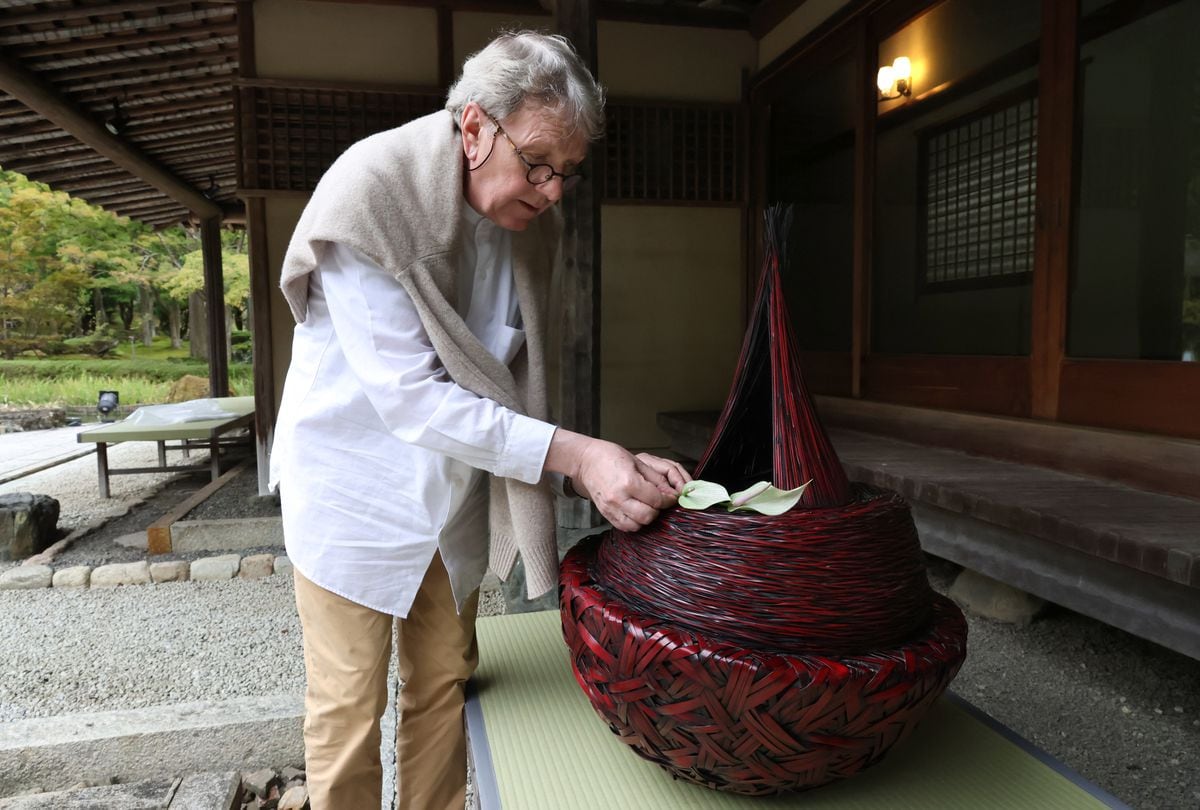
[562,540,968,796]
[559,205,967,794]
[593,484,935,657]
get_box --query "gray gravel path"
[0,576,303,722]
[0,431,1196,808]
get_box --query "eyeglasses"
[487,114,583,192]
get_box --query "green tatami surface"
[469,610,1123,810]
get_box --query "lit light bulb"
[876,65,896,95]
[892,56,912,83]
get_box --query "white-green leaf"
[677,480,731,510]
[728,480,812,515]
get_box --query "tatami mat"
[468,610,1124,810]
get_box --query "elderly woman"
[270,31,689,810]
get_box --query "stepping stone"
[0,771,240,809]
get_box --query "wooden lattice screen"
[236,80,444,192]
[604,101,745,204]
[237,82,745,205]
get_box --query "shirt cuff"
[496,413,556,485]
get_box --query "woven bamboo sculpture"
[560,206,968,795]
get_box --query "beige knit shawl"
[278,110,560,599]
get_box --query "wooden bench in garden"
[76,396,255,498]
[657,398,1200,661]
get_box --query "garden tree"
[152,226,250,360]
[0,169,142,352]
[132,227,193,349]
[0,168,248,359]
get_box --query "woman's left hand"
[634,453,693,496]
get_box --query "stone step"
[0,771,239,809]
[0,696,302,796]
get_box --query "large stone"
[0,493,60,561]
[0,565,52,590]
[149,561,189,584]
[51,566,91,588]
[273,555,293,577]
[190,554,240,581]
[165,375,238,403]
[949,567,1047,626]
[90,562,151,588]
[238,554,274,579]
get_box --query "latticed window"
[919,91,1038,289]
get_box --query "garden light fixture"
[97,390,119,422]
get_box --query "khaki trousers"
[294,555,479,810]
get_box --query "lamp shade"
[876,64,896,94]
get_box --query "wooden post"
[1029,0,1078,420]
[247,198,276,495]
[850,17,876,400]
[200,216,230,398]
[555,0,601,528]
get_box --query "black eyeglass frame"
[486,113,584,192]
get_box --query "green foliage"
[2,357,210,381]
[0,358,254,408]
[0,168,250,346]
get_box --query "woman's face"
[460,101,589,231]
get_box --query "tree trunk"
[167,299,182,349]
[92,288,107,328]
[189,290,208,360]
[140,284,155,347]
[118,301,134,331]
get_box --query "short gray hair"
[446,31,605,141]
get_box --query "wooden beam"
[0,53,221,217]
[10,25,237,59]
[0,0,238,28]
[555,0,600,528]
[49,53,235,82]
[146,457,250,554]
[200,216,230,396]
[1029,0,1078,420]
[850,16,874,400]
[246,198,276,495]
[236,0,256,80]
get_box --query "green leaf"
[677,480,731,510]
[728,480,813,515]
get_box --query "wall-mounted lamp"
[103,99,127,136]
[877,56,912,101]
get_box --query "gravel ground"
[0,442,1196,807]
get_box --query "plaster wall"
[260,199,309,407]
[600,206,744,448]
[253,0,437,85]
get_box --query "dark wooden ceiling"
[0,0,784,228]
[0,0,239,228]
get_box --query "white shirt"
[269,204,557,617]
